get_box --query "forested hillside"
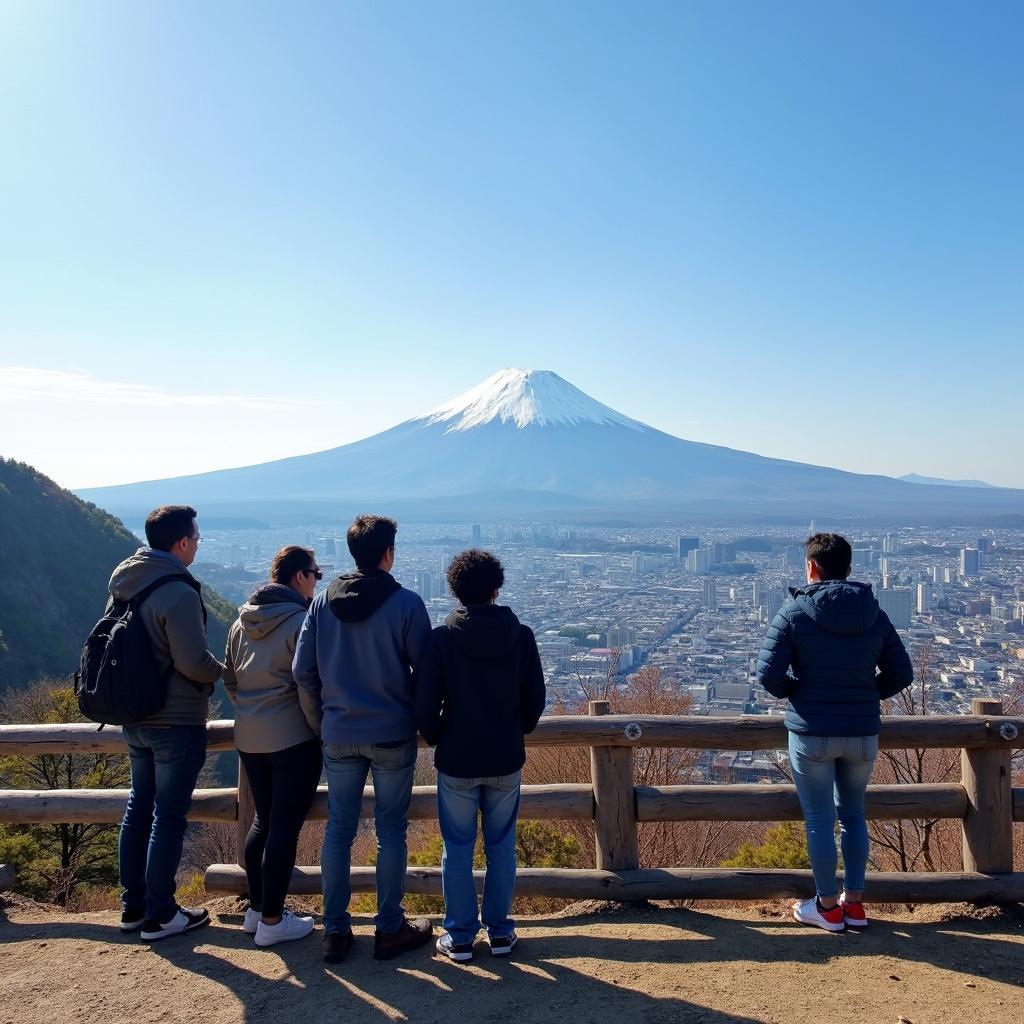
[0,459,233,689]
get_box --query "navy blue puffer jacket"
[755,580,913,736]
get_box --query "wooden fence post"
[961,698,1013,874]
[236,755,254,872]
[589,700,639,872]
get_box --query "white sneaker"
[242,908,261,934]
[792,897,845,933]
[254,910,315,947]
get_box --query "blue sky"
[1,1,1021,489]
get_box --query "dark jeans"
[119,724,207,923]
[240,739,323,918]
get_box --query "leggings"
[239,739,322,917]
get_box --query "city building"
[878,588,912,630]
[960,547,981,578]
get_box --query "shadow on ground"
[2,900,1022,1024]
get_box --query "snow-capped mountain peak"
[417,368,647,432]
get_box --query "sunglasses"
[303,568,323,581]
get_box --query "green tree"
[0,679,131,904]
[720,822,811,869]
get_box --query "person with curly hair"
[416,548,546,963]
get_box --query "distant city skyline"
[1,2,1022,489]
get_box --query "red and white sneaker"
[839,894,868,928]
[793,897,845,932]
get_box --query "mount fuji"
[78,369,1022,521]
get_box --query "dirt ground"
[1,894,1022,1024]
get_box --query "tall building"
[977,537,992,554]
[944,567,954,584]
[878,588,912,630]
[960,547,980,578]
[931,565,943,584]
[686,547,711,573]
[785,545,805,570]
[880,557,892,577]
[752,580,766,607]
[766,589,785,623]
[703,578,717,610]
[472,524,482,545]
[916,583,933,614]
[883,533,900,554]
[711,541,736,564]
[632,551,646,577]
[676,536,699,560]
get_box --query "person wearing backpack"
[223,545,324,948]
[111,505,224,941]
[415,549,546,962]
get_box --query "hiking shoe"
[140,906,211,941]
[436,932,474,962]
[120,907,146,933]
[839,894,868,928]
[255,910,315,947]
[489,931,518,957]
[373,917,433,960]
[792,897,845,933]
[323,929,354,964]
[242,908,261,934]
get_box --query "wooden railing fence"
[0,698,1021,903]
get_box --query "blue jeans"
[437,771,521,945]
[788,732,878,899]
[321,738,417,934]
[119,724,207,923]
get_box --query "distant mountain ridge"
[0,458,235,690]
[76,369,1023,521]
[899,473,996,489]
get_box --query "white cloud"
[0,366,292,410]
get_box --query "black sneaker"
[323,929,354,964]
[140,906,211,942]
[373,917,433,960]
[120,907,146,933]
[489,932,518,956]
[436,932,474,962]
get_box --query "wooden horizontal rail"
[2,784,1021,826]
[1,713,1022,756]
[636,783,972,822]
[0,720,237,755]
[0,784,594,824]
[203,863,1024,903]
[0,788,239,823]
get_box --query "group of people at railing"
[85,506,912,961]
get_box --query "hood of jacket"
[792,580,879,636]
[108,547,193,602]
[327,570,401,623]
[444,604,522,661]
[238,584,308,640]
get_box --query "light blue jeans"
[437,771,521,945]
[788,732,878,899]
[321,738,417,934]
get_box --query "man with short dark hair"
[293,514,433,963]
[112,505,224,940]
[756,532,912,932]
[416,548,546,962]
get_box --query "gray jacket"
[107,548,224,726]
[224,590,321,753]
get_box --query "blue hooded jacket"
[755,580,913,736]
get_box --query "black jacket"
[415,605,547,778]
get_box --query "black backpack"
[75,573,205,726]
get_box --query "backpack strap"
[130,573,210,687]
